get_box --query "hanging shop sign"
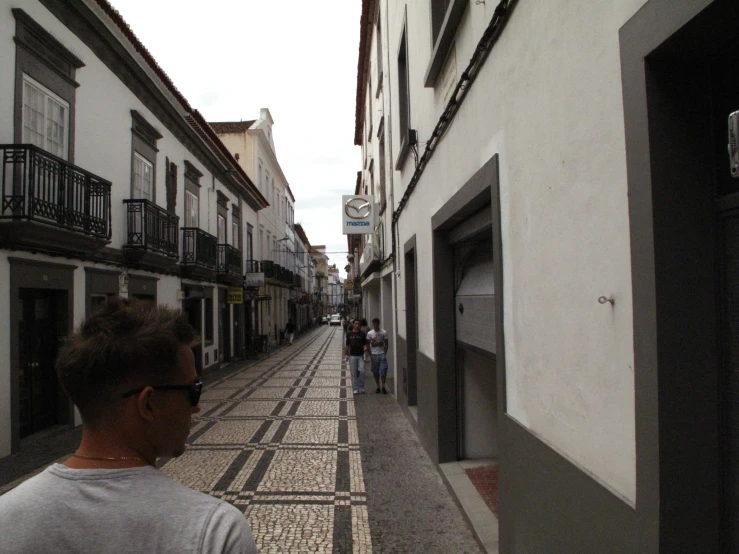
[227,287,243,304]
[244,272,265,287]
[344,278,354,290]
[342,195,376,235]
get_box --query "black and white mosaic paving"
[162,327,371,554]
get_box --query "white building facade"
[354,0,737,551]
[0,0,266,458]
[211,111,299,346]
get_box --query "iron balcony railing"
[293,273,302,289]
[0,144,111,239]
[217,244,242,277]
[181,227,217,269]
[285,269,295,286]
[123,198,179,257]
[262,260,275,278]
[245,260,261,273]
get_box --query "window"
[376,17,383,87]
[22,76,68,159]
[258,163,263,193]
[217,214,226,244]
[430,0,451,44]
[425,0,467,86]
[131,111,161,200]
[185,190,199,227]
[396,19,411,169]
[133,152,154,201]
[259,229,264,259]
[13,9,83,160]
[232,221,238,247]
[379,134,387,213]
[247,225,254,260]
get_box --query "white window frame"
[22,74,69,160]
[217,214,226,244]
[132,152,154,201]
[232,221,239,248]
[185,190,199,228]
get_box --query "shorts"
[370,353,388,379]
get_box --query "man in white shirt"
[0,297,258,554]
[366,317,389,394]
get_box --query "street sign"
[244,272,265,287]
[344,278,354,290]
[227,287,243,304]
[342,195,376,234]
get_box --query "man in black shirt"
[344,319,368,394]
[285,320,296,345]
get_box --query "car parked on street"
[321,316,328,324]
[330,314,341,326]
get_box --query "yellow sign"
[227,287,243,304]
[344,279,354,290]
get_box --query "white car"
[329,314,341,326]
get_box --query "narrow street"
[160,326,484,554]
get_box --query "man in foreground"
[344,319,368,395]
[0,297,258,553]
[367,317,389,394]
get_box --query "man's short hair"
[55,297,195,424]
[372,318,380,324]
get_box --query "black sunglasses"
[121,379,203,407]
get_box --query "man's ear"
[135,387,156,422]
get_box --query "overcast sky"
[109,0,361,276]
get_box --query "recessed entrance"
[18,288,69,439]
[622,1,739,550]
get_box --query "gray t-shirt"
[0,463,258,554]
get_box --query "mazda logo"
[344,197,372,220]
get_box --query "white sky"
[109,0,362,276]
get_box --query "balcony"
[262,260,275,279]
[293,273,302,289]
[122,198,179,272]
[0,144,111,256]
[216,244,242,286]
[181,227,217,279]
[245,260,261,273]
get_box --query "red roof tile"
[209,121,256,134]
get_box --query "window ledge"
[424,0,467,87]
[395,134,411,171]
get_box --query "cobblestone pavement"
[162,326,371,553]
[2,326,484,553]
[353,366,484,554]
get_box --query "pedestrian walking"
[0,297,257,554]
[342,316,350,337]
[367,317,389,394]
[285,319,296,345]
[359,318,371,369]
[345,319,368,395]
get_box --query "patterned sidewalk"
[161,326,371,554]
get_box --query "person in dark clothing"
[344,319,368,394]
[285,320,296,345]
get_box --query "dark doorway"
[623,3,739,549]
[404,244,418,407]
[18,288,69,438]
[218,288,231,362]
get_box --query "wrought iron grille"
[245,260,261,273]
[0,144,111,238]
[181,227,217,269]
[217,244,242,277]
[262,260,275,278]
[123,198,179,257]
